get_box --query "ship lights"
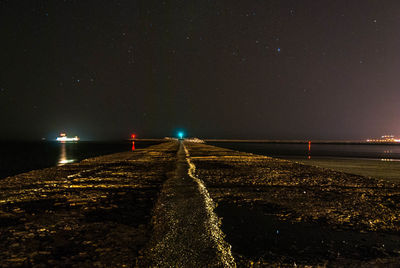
[56,133,79,142]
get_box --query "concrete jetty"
[1,141,400,267]
[185,142,400,266]
[138,142,235,266]
[0,142,178,267]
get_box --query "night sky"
[1,1,399,140]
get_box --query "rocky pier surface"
[0,142,177,267]
[185,142,400,266]
[1,141,400,267]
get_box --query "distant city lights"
[366,135,400,143]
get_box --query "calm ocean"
[207,142,400,160]
[207,142,400,182]
[0,141,160,179]
[3,141,400,181]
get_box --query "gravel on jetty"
[0,142,177,267]
[184,142,400,266]
[138,142,235,267]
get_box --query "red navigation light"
[131,134,136,139]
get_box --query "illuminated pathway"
[139,141,236,266]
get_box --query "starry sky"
[1,0,400,140]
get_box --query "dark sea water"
[3,141,400,181]
[0,141,161,179]
[207,142,400,160]
[207,142,400,182]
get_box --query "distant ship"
[56,133,80,142]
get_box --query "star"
[277,48,281,52]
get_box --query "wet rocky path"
[185,142,400,266]
[1,141,400,267]
[0,142,178,267]
[139,142,235,266]
[0,141,234,267]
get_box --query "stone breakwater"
[0,142,178,267]
[184,142,400,266]
[138,142,235,267]
[1,141,400,267]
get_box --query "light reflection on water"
[380,158,400,162]
[58,142,75,166]
[306,143,400,162]
[0,140,161,179]
[209,142,400,163]
[298,141,400,162]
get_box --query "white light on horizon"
[56,136,80,142]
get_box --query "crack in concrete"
[139,141,236,267]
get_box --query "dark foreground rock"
[185,142,400,267]
[0,142,178,267]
